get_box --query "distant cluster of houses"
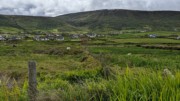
[0,35,24,41]
[1,33,180,41]
[34,34,64,41]
[0,33,105,41]
[34,33,105,41]
[35,34,79,41]
[0,35,5,41]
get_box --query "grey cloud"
[0,0,180,16]
[90,0,180,11]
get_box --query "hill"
[0,9,180,33]
[0,15,78,33]
[57,9,180,32]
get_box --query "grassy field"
[0,34,180,100]
[111,38,180,44]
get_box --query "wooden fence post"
[28,61,37,101]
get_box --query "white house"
[87,33,97,38]
[56,35,64,41]
[34,36,49,41]
[149,34,157,38]
[8,36,22,41]
[176,36,180,40]
[70,34,79,39]
[0,35,5,41]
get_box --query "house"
[97,34,101,37]
[34,35,40,41]
[8,36,22,41]
[55,35,64,41]
[70,34,79,39]
[34,35,49,41]
[79,34,86,38]
[86,33,97,38]
[174,28,178,31]
[148,34,157,38]
[97,34,105,37]
[176,36,180,40]
[0,35,5,41]
[46,34,56,40]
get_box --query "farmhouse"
[149,34,157,38]
[0,35,5,41]
[46,34,56,40]
[34,35,49,41]
[55,35,64,41]
[34,35,39,41]
[176,36,180,40]
[8,36,22,41]
[70,34,79,39]
[87,33,97,38]
[97,34,105,37]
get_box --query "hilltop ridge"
[0,9,180,33]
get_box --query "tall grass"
[0,66,179,101]
[0,76,28,101]
[15,68,178,101]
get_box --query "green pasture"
[0,36,179,101]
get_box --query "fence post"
[28,61,37,101]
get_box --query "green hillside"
[0,9,180,33]
[57,9,180,32]
[0,15,78,33]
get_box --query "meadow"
[0,33,180,101]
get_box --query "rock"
[162,69,174,78]
[66,47,71,50]
[127,53,132,56]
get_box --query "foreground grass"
[0,68,179,101]
[0,39,179,101]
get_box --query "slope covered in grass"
[0,9,180,33]
[57,9,180,32]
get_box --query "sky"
[0,0,180,16]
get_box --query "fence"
[28,61,37,101]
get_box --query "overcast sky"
[0,0,180,16]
